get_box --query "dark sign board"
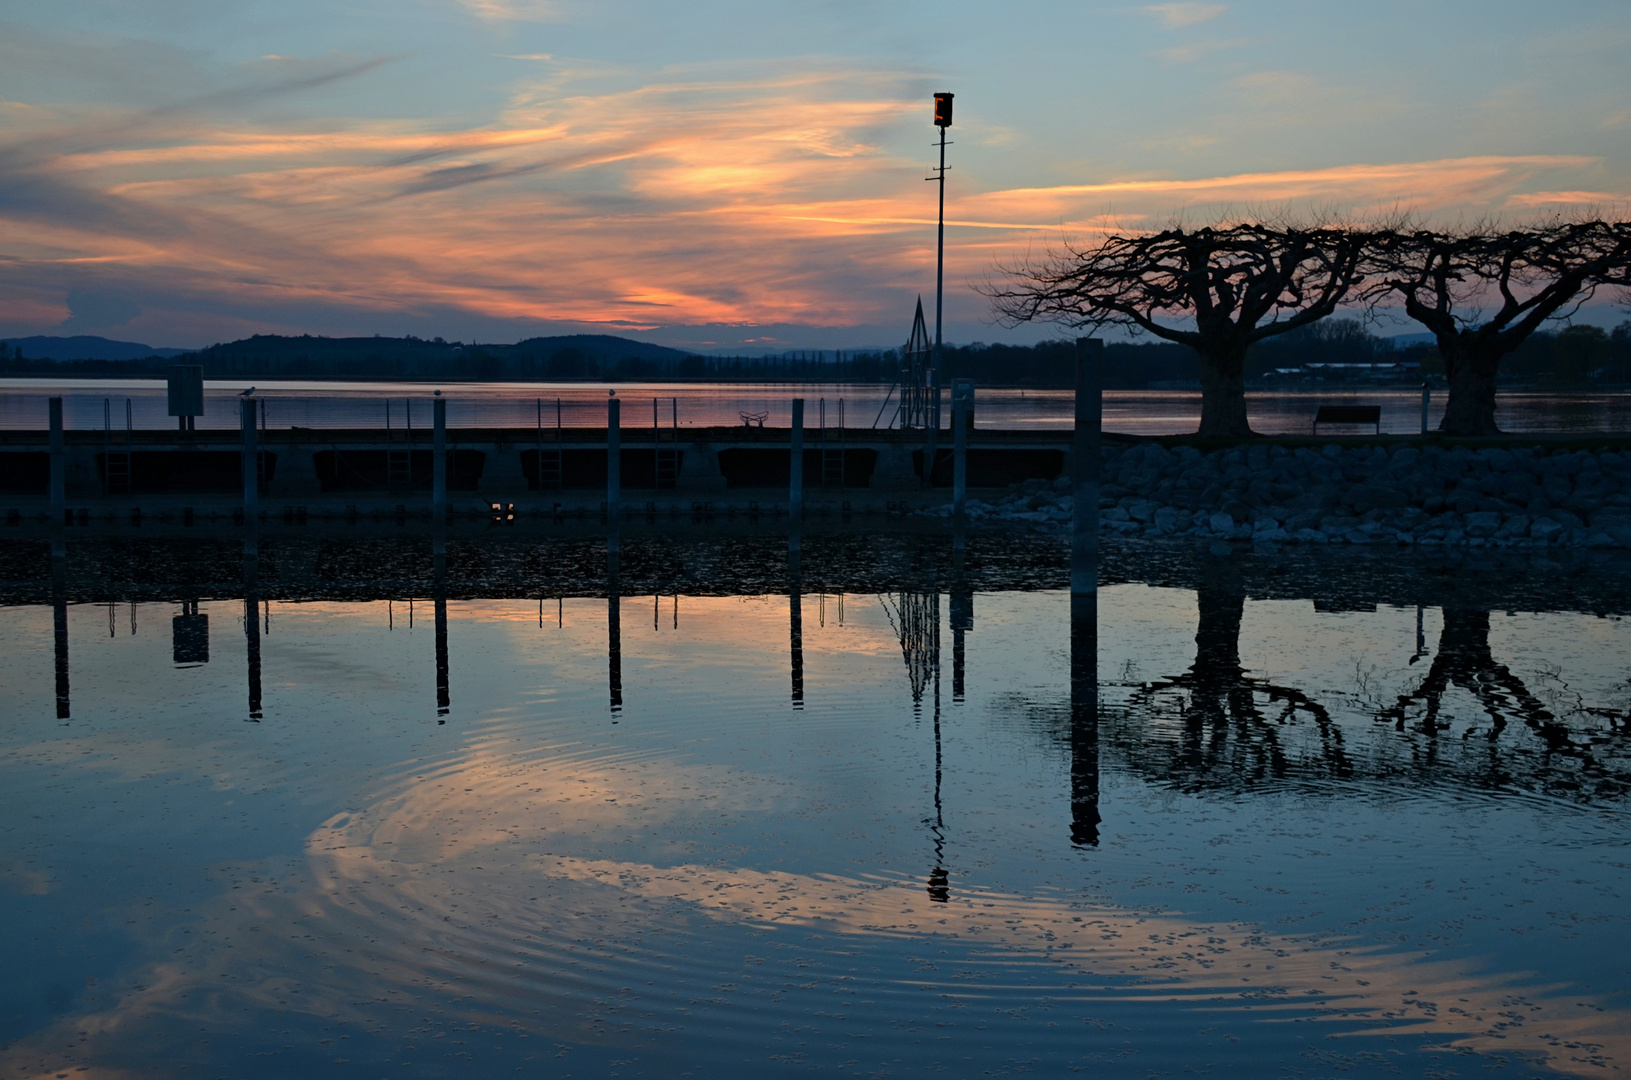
[167,365,204,417]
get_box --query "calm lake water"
[2,529,1628,1078]
[4,378,1631,434]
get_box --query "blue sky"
[1,0,1626,350]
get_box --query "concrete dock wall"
[0,425,1069,519]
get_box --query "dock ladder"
[654,397,679,489]
[386,399,413,493]
[819,397,844,488]
[103,397,133,495]
[536,398,563,490]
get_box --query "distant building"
[1263,361,1422,384]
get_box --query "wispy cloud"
[455,0,562,22]
[1144,2,1227,29]
[1505,190,1626,208]
[1155,37,1247,63]
[974,156,1602,221]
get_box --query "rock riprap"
[930,442,1631,548]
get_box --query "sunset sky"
[1,0,1626,351]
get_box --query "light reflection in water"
[1,533,1629,1078]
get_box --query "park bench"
[1311,404,1381,435]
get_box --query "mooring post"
[432,395,447,522]
[240,396,258,519]
[48,397,65,520]
[607,396,621,552]
[790,398,804,535]
[952,379,971,543]
[1420,382,1431,435]
[1072,338,1102,595]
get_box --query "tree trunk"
[1195,349,1254,438]
[1437,347,1501,436]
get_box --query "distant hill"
[0,335,191,361]
[186,333,696,380]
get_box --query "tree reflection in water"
[1092,580,1631,806]
[1119,575,1353,789]
[1376,606,1631,802]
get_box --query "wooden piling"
[240,397,258,519]
[790,398,804,535]
[1072,338,1102,595]
[432,396,447,522]
[48,397,65,520]
[607,396,621,552]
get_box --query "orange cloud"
[0,58,1612,342]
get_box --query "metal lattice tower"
[897,298,934,430]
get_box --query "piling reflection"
[950,548,971,704]
[1069,589,1099,847]
[51,532,68,720]
[789,541,803,708]
[607,545,622,715]
[434,531,449,718]
[244,531,262,720]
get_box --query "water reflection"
[433,531,449,718]
[607,545,621,715]
[171,601,209,666]
[950,547,971,703]
[1120,572,1351,789]
[244,531,262,720]
[51,531,67,720]
[6,532,1631,1078]
[789,540,803,709]
[880,589,949,901]
[1070,588,1100,847]
[1376,604,1629,802]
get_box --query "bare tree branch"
[984,218,1372,437]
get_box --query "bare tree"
[1364,219,1631,436]
[986,220,1370,437]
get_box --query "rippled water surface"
[2,531,1629,1078]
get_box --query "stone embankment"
[938,442,1631,549]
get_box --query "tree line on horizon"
[4,320,1628,395]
